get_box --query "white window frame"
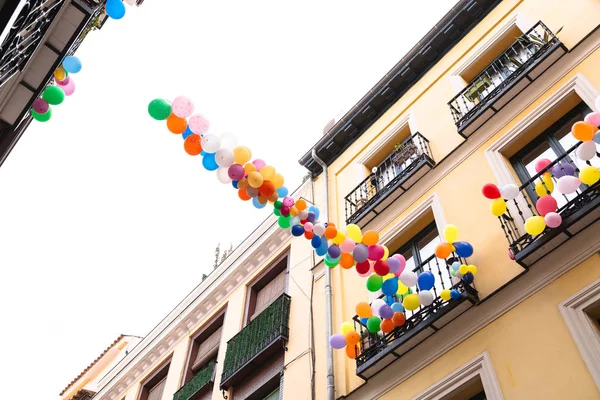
[559,278,600,391]
[411,351,504,400]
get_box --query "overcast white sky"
[0,1,456,398]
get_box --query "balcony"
[352,254,479,380]
[448,21,566,137]
[220,293,291,390]
[497,143,600,268]
[173,361,216,400]
[345,132,435,226]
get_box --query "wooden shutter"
[251,270,286,320]
[147,376,167,400]
[192,326,222,371]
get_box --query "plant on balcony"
[465,75,492,103]
[173,361,216,400]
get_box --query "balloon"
[346,224,362,243]
[440,289,451,301]
[54,66,67,81]
[368,245,385,261]
[379,304,393,319]
[435,243,454,259]
[328,245,341,259]
[61,78,75,96]
[417,271,435,291]
[295,199,307,211]
[366,274,383,292]
[340,238,356,253]
[309,206,320,219]
[188,114,210,135]
[482,183,501,199]
[399,270,417,287]
[355,261,371,276]
[450,289,461,300]
[490,198,507,217]
[403,294,420,311]
[535,173,554,196]
[62,56,82,73]
[500,183,520,200]
[454,242,474,258]
[374,260,390,276]
[380,318,395,333]
[443,225,459,243]
[269,173,283,189]
[252,196,266,209]
[31,108,51,122]
[42,86,64,105]
[382,246,389,261]
[341,321,354,336]
[459,265,469,275]
[585,112,600,127]
[238,178,249,191]
[259,165,275,180]
[393,255,406,274]
[536,195,557,216]
[595,132,600,144]
[233,146,252,165]
[259,181,276,196]
[290,216,300,226]
[184,134,202,155]
[381,276,398,296]
[106,0,126,19]
[303,222,313,232]
[276,186,289,198]
[544,212,562,228]
[577,141,597,161]
[172,96,194,118]
[329,334,347,349]
[348,245,366,265]
[571,121,597,142]
[202,153,219,170]
[32,98,49,114]
[238,189,251,201]
[332,230,346,245]
[228,164,245,180]
[550,162,576,178]
[339,253,354,269]
[291,225,304,237]
[362,230,379,246]
[246,187,259,198]
[462,272,474,284]
[356,302,372,318]
[556,176,581,194]
[387,256,400,274]
[371,299,386,316]
[392,312,406,326]
[200,134,221,154]
[247,171,264,189]
[418,290,435,306]
[346,344,360,359]
[524,216,546,236]
[534,158,552,174]
[580,166,600,185]
[313,223,326,237]
[467,265,478,275]
[215,148,235,168]
[311,235,322,248]
[55,75,70,86]
[167,114,187,134]
[451,261,460,271]
[279,216,291,229]
[366,316,381,333]
[345,331,360,346]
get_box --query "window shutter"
[251,270,286,320]
[147,376,167,400]
[192,327,222,371]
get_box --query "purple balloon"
[353,244,369,263]
[307,212,316,223]
[550,162,575,178]
[387,256,401,273]
[329,333,347,349]
[32,98,49,114]
[328,244,341,259]
[379,304,393,319]
[228,164,245,180]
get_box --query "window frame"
[137,358,171,400]
[393,221,440,269]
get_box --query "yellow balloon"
[403,294,420,311]
[346,224,362,243]
[459,265,468,275]
[490,198,507,217]
[524,215,546,236]
[341,321,353,336]
[467,265,478,275]
[260,165,276,180]
[580,165,600,185]
[333,231,346,245]
[444,224,459,243]
[247,171,264,188]
[244,163,257,174]
[271,173,284,189]
[383,273,395,282]
[397,283,409,296]
[440,289,451,301]
[54,66,66,81]
[382,245,389,261]
[233,146,251,165]
[535,172,554,197]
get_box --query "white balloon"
[220,132,238,149]
[201,134,221,154]
[455,271,464,279]
[595,95,600,112]
[399,270,417,287]
[216,167,231,184]
[418,290,435,306]
[500,183,519,200]
[557,175,581,194]
[371,299,386,317]
[298,210,308,220]
[215,148,234,168]
[576,141,597,161]
[313,223,326,236]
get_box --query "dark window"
[183,312,225,384]
[393,222,441,274]
[469,391,487,400]
[245,255,288,324]
[138,361,170,400]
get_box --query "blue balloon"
[182,126,193,140]
[381,277,399,296]
[307,212,316,223]
[62,56,82,74]
[232,180,239,189]
[379,304,393,319]
[276,186,289,198]
[391,302,404,313]
[200,150,206,156]
[385,296,395,306]
[291,225,304,237]
[316,236,329,256]
[462,272,474,284]
[417,271,435,291]
[106,0,126,19]
[202,153,219,171]
[450,289,461,300]
[309,205,320,219]
[252,197,266,209]
[454,242,474,258]
[360,317,369,325]
[328,244,341,259]
[311,236,322,249]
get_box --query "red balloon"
[482,183,501,199]
[536,195,558,216]
[373,260,390,276]
[356,261,370,274]
[535,158,552,174]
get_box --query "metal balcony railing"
[448,21,561,130]
[344,132,434,224]
[351,254,479,374]
[172,360,216,400]
[220,293,291,388]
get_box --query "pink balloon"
[172,96,194,118]
[304,222,313,232]
[62,78,75,96]
[535,158,552,174]
[358,262,374,278]
[253,159,266,171]
[340,238,356,253]
[368,245,384,261]
[32,98,49,114]
[544,212,562,228]
[55,76,70,86]
[584,112,600,128]
[536,195,557,216]
[188,114,210,134]
[393,254,406,276]
[282,196,294,207]
[557,176,581,194]
[228,164,245,180]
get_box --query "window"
[263,387,280,400]
[245,254,288,324]
[182,311,225,385]
[138,360,171,400]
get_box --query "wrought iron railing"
[448,21,560,128]
[172,360,216,400]
[221,293,291,384]
[497,141,600,257]
[344,132,434,224]
[352,254,478,368]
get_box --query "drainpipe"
[311,149,335,400]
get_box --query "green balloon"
[274,201,283,210]
[31,108,52,122]
[278,215,291,229]
[42,86,65,105]
[367,316,381,333]
[148,99,172,120]
[366,274,383,292]
[324,256,339,268]
[273,207,281,216]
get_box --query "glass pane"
[263,388,280,400]
[558,132,600,169]
[521,142,559,178]
[417,228,441,263]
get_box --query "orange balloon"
[304,231,314,240]
[167,114,187,134]
[340,253,355,269]
[346,344,360,359]
[244,163,257,174]
[325,226,337,239]
[258,195,268,204]
[345,331,360,346]
[572,121,597,142]
[233,146,251,164]
[271,173,284,189]
[268,193,279,203]
[238,189,251,201]
[238,178,249,190]
[290,206,299,217]
[362,230,379,246]
[295,199,307,211]
[184,134,202,155]
[392,312,406,327]
[435,243,454,259]
[356,302,372,318]
[259,180,275,196]
[380,318,395,333]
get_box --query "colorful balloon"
[490,198,507,217]
[443,225,459,243]
[62,56,82,73]
[482,183,501,199]
[535,173,554,196]
[556,176,581,195]
[550,162,575,178]
[403,294,420,311]
[524,215,546,236]
[500,183,519,200]
[536,195,557,216]
[106,0,126,19]
[454,242,474,258]
[148,99,172,120]
[42,86,64,105]
[167,114,187,134]
[580,165,600,185]
[417,271,435,291]
[362,230,379,246]
[188,114,210,135]
[366,316,381,333]
[329,334,347,349]
[200,134,221,154]
[534,158,552,174]
[366,274,383,292]
[544,212,562,228]
[184,134,202,155]
[356,302,372,318]
[571,121,597,142]
[577,141,597,161]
